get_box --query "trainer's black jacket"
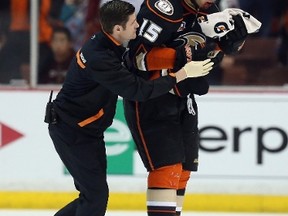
[53,31,176,136]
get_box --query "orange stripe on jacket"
[76,50,86,69]
[78,108,104,127]
[102,30,121,46]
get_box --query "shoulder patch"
[154,0,174,16]
[145,0,183,23]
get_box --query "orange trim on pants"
[148,163,182,189]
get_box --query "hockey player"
[123,0,254,215]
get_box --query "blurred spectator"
[0,32,6,50]
[0,0,10,37]
[38,26,75,84]
[274,0,288,66]
[85,0,101,40]
[0,0,63,84]
[238,0,273,37]
[216,0,239,10]
[62,0,88,50]
[57,0,101,51]
[37,0,64,84]
[0,0,30,84]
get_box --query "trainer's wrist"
[175,68,187,83]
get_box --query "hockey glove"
[218,14,248,55]
[175,42,223,70]
[183,59,214,78]
[192,43,225,67]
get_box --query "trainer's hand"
[183,59,214,78]
[175,59,214,83]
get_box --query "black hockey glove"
[191,43,224,68]
[174,42,224,70]
[217,14,248,55]
[172,42,223,97]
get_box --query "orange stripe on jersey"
[146,0,183,23]
[146,47,176,71]
[173,85,181,97]
[135,102,155,170]
[78,108,104,127]
[76,50,86,69]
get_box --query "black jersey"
[128,0,219,96]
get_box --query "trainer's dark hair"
[99,0,135,34]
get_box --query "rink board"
[0,89,288,211]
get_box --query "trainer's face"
[119,13,139,43]
[195,0,215,9]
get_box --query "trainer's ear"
[114,24,122,32]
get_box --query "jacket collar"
[100,30,127,62]
[102,29,122,46]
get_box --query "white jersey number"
[139,18,163,43]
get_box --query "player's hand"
[218,14,248,54]
[208,49,225,67]
[183,59,214,78]
[228,14,248,42]
[191,43,224,67]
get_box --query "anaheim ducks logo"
[154,0,174,16]
[171,32,206,48]
[214,22,230,34]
